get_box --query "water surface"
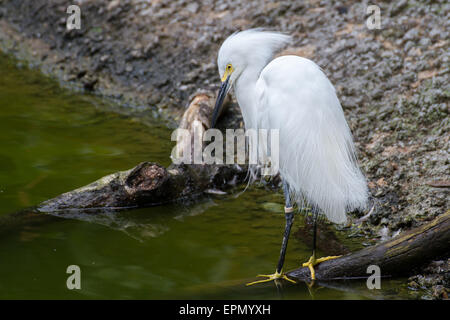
[0,53,416,299]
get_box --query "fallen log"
[38,93,246,213]
[286,210,450,281]
[180,211,449,294]
[8,91,450,285]
[38,161,246,212]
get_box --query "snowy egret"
[212,30,368,284]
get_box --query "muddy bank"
[0,0,448,297]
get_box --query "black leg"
[312,211,317,259]
[275,181,294,274]
[246,181,297,285]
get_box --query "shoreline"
[0,0,448,298]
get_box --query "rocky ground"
[408,258,449,299]
[0,0,448,298]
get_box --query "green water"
[0,53,415,299]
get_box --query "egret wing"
[255,56,368,223]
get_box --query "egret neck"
[234,63,263,130]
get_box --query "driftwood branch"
[38,161,246,212]
[286,210,450,281]
[38,93,246,213]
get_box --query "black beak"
[211,76,230,128]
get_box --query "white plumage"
[216,29,368,224]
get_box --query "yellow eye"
[221,64,234,82]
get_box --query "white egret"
[211,29,368,284]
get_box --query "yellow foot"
[302,255,341,280]
[246,270,296,286]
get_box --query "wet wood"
[38,161,246,212]
[286,210,450,281]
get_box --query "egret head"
[211,29,291,127]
